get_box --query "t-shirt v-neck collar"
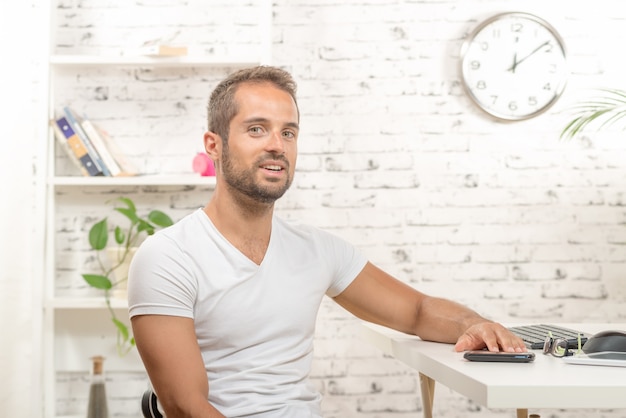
[197,208,275,267]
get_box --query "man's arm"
[131,315,226,418]
[333,262,526,353]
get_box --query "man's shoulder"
[273,215,348,245]
[274,215,319,236]
[140,209,206,249]
[159,208,206,235]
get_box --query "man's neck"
[203,188,275,265]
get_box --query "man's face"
[220,82,299,204]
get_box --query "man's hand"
[454,322,527,353]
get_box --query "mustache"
[256,153,290,168]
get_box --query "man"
[128,65,526,418]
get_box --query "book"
[63,106,110,176]
[50,119,89,176]
[92,123,138,177]
[52,117,103,176]
[80,116,123,177]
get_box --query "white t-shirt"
[128,209,368,417]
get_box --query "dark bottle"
[86,355,109,418]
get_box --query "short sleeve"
[127,233,197,319]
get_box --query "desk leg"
[418,374,535,418]
[419,372,435,418]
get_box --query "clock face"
[460,12,568,121]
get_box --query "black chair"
[141,389,165,418]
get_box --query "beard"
[221,141,293,204]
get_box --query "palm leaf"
[561,88,626,139]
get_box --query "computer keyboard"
[508,324,589,350]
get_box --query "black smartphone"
[463,350,535,363]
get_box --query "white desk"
[360,323,626,418]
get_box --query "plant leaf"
[112,317,131,342]
[88,218,108,250]
[148,210,174,227]
[114,225,125,245]
[561,88,626,139]
[117,196,136,213]
[136,219,156,235]
[82,274,112,290]
[115,207,139,224]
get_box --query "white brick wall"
[3,0,626,416]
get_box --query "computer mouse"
[582,330,626,354]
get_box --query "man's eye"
[282,131,296,139]
[249,126,262,134]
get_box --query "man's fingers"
[454,323,528,353]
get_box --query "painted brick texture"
[31,0,626,417]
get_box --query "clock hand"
[513,40,551,68]
[508,52,519,73]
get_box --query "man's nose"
[266,130,285,154]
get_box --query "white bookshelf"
[50,54,260,67]
[46,297,127,310]
[50,174,217,187]
[39,1,272,417]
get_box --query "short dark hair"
[207,66,299,141]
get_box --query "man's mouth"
[262,164,283,172]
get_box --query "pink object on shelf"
[192,153,215,176]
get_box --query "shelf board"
[47,297,128,309]
[50,54,259,67]
[58,415,143,418]
[54,414,143,418]
[57,415,143,418]
[56,415,143,418]
[51,174,216,187]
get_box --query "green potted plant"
[82,196,174,356]
[561,88,626,139]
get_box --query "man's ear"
[204,131,220,161]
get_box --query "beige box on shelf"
[139,44,188,57]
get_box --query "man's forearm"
[413,296,490,343]
[160,395,226,418]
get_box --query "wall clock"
[460,12,568,121]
